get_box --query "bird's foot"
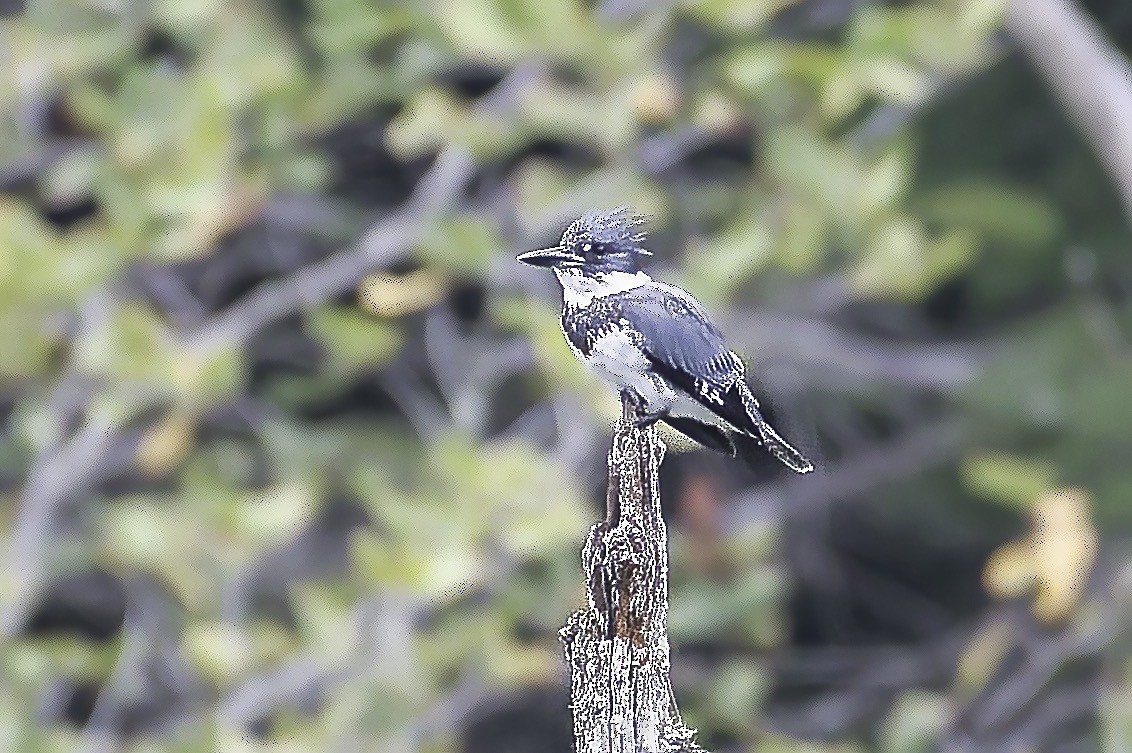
[620,391,664,428]
[632,410,665,429]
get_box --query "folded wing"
[614,284,813,473]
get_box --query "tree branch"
[1007,0,1132,231]
[185,146,475,355]
[559,392,705,753]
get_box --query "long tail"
[737,383,814,474]
[662,415,736,455]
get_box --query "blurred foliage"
[1,0,1132,751]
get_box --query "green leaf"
[708,660,769,728]
[685,210,775,300]
[881,691,951,753]
[669,564,784,645]
[961,452,1056,507]
[73,301,174,384]
[306,305,404,374]
[915,179,1062,247]
[418,214,503,274]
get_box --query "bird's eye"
[582,243,592,252]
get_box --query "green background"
[1,0,1131,751]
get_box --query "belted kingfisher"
[518,208,813,474]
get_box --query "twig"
[1007,0,1132,230]
[186,61,549,356]
[559,392,705,753]
[0,144,472,639]
[726,418,963,530]
[186,146,475,355]
[3,78,509,636]
[0,400,119,636]
[375,362,450,443]
[218,593,425,730]
[724,313,984,392]
[78,581,173,753]
[966,612,1112,737]
[939,595,1118,753]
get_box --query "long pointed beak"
[517,246,582,268]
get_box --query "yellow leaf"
[629,71,682,123]
[982,487,1098,624]
[237,483,317,546]
[358,270,445,318]
[135,411,195,477]
[962,452,1056,507]
[1031,488,1098,623]
[982,541,1033,598]
[183,621,251,685]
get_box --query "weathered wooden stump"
[559,393,705,753]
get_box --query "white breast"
[555,269,650,307]
[584,329,679,413]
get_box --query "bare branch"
[1,60,551,633]
[0,408,118,636]
[1,147,477,639]
[560,393,705,753]
[726,418,964,530]
[185,62,551,356]
[1007,0,1132,230]
[0,284,128,635]
[186,146,475,355]
[724,313,984,392]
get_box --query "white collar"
[554,269,650,306]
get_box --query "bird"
[518,207,813,474]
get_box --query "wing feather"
[605,284,813,474]
[613,284,743,388]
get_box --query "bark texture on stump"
[559,393,705,753]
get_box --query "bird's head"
[518,207,652,276]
